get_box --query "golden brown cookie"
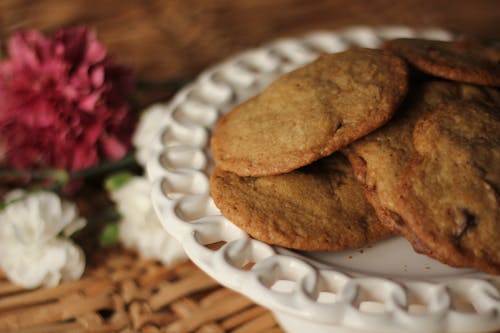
[343,81,499,234]
[385,38,500,87]
[210,154,392,251]
[343,81,500,264]
[211,48,409,177]
[396,101,500,274]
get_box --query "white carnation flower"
[110,176,187,266]
[133,104,166,167]
[0,190,86,288]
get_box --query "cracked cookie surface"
[343,81,500,264]
[211,48,408,177]
[210,154,392,251]
[396,101,500,274]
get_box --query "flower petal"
[79,91,101,111]
[0,26,135,171]
[8,31,46,71]
[0,190,86,288]
[111,176,188,266]
[90,65,105,88]
[100,134,127,160]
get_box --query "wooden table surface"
[2,0,499,107]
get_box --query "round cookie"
[342,81,500,263]
[396,101,500,274]
[210,154,392,251]
[385,38,500,87]
[211,48,409,177]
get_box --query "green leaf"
[46,169,70,184]
[105,171,135,192]
[99,222,120,247]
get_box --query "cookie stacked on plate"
[209,39,500,275]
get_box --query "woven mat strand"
[0,248,284,333]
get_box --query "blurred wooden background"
[1,0,499,107]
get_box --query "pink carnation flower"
[0,26,136,171]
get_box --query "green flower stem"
[0,152,140,195]
[69,152,139,182]
[0,168,69,182]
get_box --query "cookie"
[385,38,500,87]
[211,48,409,177]
[210,154,392,251]
[343,81,499,234]
[396,101,500,274]
[344,81,500,263]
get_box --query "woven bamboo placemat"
[0,248,284,333]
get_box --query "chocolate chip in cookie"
[396,100,500,274]
[343,81,500,265]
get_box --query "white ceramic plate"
[148,26,500,333]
